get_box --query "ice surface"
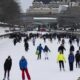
[0,28,80,80]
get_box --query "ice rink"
[0,34,80,80]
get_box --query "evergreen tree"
[0,0,20,23]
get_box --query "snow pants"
[21,68,31,80]
[76,61,80,68]
[59,61,64,70]
[69,62,74,71]
[45,52,49,60]
[37,52,41,59]
[3,70,10,80]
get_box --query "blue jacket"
[19,58,27,70]
[37,44,43,53]
[68,53,74,63]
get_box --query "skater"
[76,38,79,46]
[3,56,12,80]
[13,38,17,46]
[75,50,80,68]
[58,44,66,54]
[69,38,72,45]
[57,51,66,71]
[49,36,52,42]
[19,56,31,80]
[70,44,74,53]
[36,44,43,60]
[32,37,36,46]
[24,41,29,51]
[43,36,46,42]
[79,46,80,53]
[62,38,65,45]
[68,51,74,71]
[43,45,50,60]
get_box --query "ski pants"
[4,69,10,80]
[69,62,73,71]
[76,61,80,68]
[37,52,41,59]
[21,68,31,80]
[59,61,64,70]
[45,52,49,59]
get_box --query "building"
[26,0,80,31]
[27,0,80,15]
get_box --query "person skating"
[69,38,72,45]
[57,51,66,71]
[75,50,80,68]
[76,38,79,46]
[62,38,65,45]
[36,44,43,60]
[19,56,31,80]
[13,38,17,46]
[58,44,66,54]
[3,56,12,80]
[44,45,50,60]
[68,51,74,71]
[43,36,46,42]
[32,37,36,46]
[49,36,52,42]
[24,41,29,51]
[70,44,74,53]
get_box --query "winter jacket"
[58,45,66,53]
[19,58,27,70]
[44,46,50,52]
[70,45,74,52]
[57,53,66,62]
[68,53,74,63]
[37,44,43,54]
[75,52,80,62]
[4,58,12,70]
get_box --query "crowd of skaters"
[3,32,80,80]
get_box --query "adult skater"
[24,41,29,51]
[19,56,31,80]
[32,37,36,46]
[58,44,66,54]
[36,44,43,60]
[76,38,79,46]
[43,36,46,42]
[69,38,72,45]
[57,51,66,71]
[62,38,65,45]
[3,56,12,80]
[75,50,80,68]
[44,45,50,60]
[13,38,17,46]
[68,51,74,71]
[70,44,74,53]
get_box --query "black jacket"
[44,46,50,52]
[4,58,12,70]
[58,45,66,53]
[70,45,74,52]
[75,52,80,62]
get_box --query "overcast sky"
[16,0,33,13]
